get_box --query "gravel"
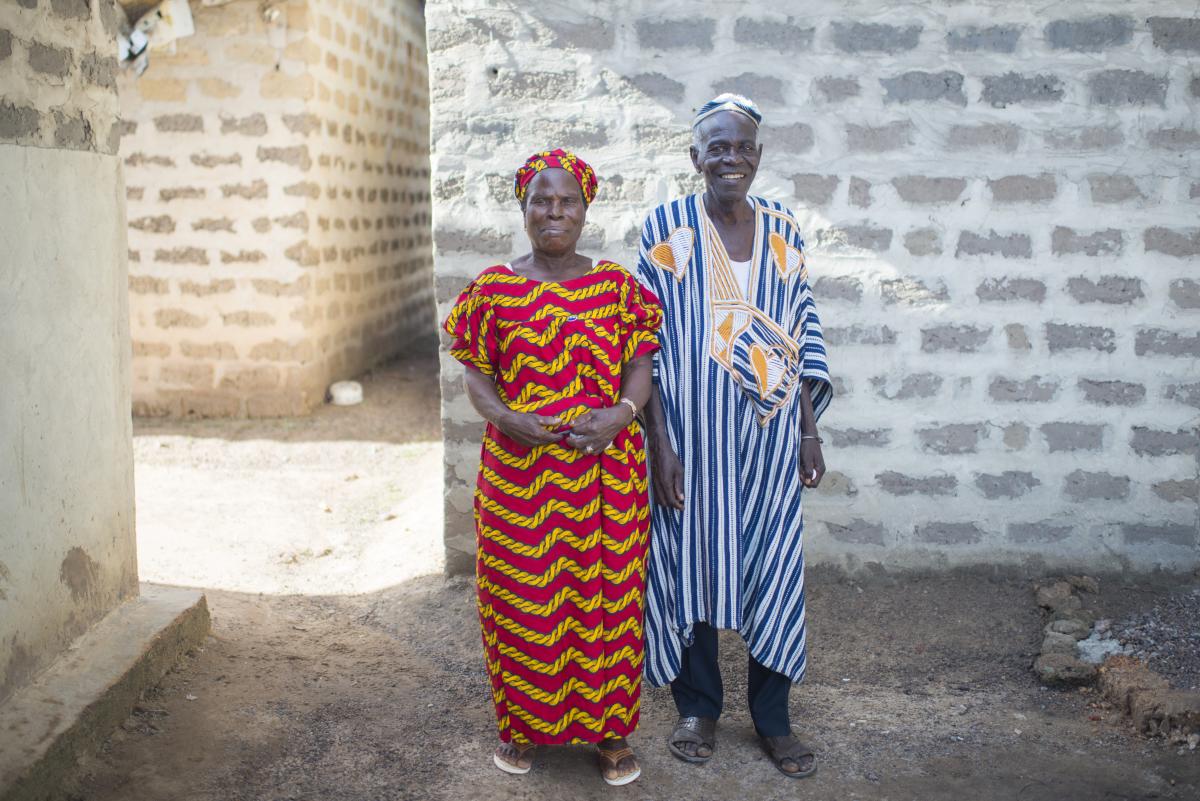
[1109,587,1200,690]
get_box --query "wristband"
[618,397,638,415]
[801,434,823,443]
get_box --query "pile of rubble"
[1032,576,1109,685]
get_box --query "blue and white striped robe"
[636,193,833,686]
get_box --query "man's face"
[690,111,762,204]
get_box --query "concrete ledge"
[0,584,210,801]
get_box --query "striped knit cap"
[693,93,762,128]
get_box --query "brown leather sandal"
[597,741,641,786]
[493,741,536,775]
[759,733,817,778]
[668,715,717,763]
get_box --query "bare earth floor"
[76,349,1199,801]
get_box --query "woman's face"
[523,168,587,255]
[691,111,762,206]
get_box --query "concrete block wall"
[120,0,433,418]
[0,0,137,704]
[427,0,1199,575]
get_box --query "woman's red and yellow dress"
[443,261,662,745]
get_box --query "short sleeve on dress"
[442,279,497,376]
[619,271,663,365]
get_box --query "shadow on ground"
[76,570,1200,801]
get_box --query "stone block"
[881,277,947,306]
[220,250,266,264]
[1089,70,1167,107]
[1045,126,1123,151]
[220,181,266,200]
[1131,427,1199,456]
[976,471,1040,499]
[1152,479,1199,503]
[634,18,715,51]
[812,276,862,303]
[904,228,941,256]
[129,215,175,234]
[1006,324,1031,350]
[976,278,1046,303]
[180,342,237,360]
[734,17,814,51]
[921,325,990,352]
[154,247,207,265]
[1146,127,1200,151]
[1045,323,1114,353]
[1088,174,1144,203]
[1148,17,1200,52]
[1135,328,1200,358]
[826,428,890,448]
[1046,16,1133,51]
[160,185,205,201]
[132,341,170,358]
[849,178,868,208]
[1004,423,1031,449]
[1144,227,1200,257]
[180,394,242,418]
[192,217,235,233]
[153,114,203,133]
[871,373,941,400]
[543,17,614,50]
[80,53,116,89]
[814,77,859,103]
[283,241,319,267]
[436,227,512,256]
[179,279,234,297]
[847,121,912,152]
[490,69,578,100]
[220,113,268,136]
[1040,422,1104,452]
[948,25,1021,52]
[947,123,1019,152]
[28,41,71,78]
[831,23,921,53]
[989,377,1058,403]
[160,363,215,389]
[282,113,321,136]
[791,174,839,205]
[128,276,168,294]
[881,71,965,105]
[225,40,276,64]
[988,174,1056,203]
[825,325,897,346]
[1065,470,1130,501]
[916,522,983,545]
[628,73,685,102]
[815,225,891,252]
[876,471,956,496]
[759,123,813,153]
[1078,379,1145,407]
[632,123,690,153]
[1169,279,1200,309]
[190,153,241,168]
[1009,522,1071,543]
[825,519,885,546]
[155,308,206,329]
[197,78,240,99]
[257,145,311,171]
[956,230,1031,258]
[49,0,89,20]
[1067,276,1143,304]
[219,366,282,392]
[1052,228,1123,257]
[247,393,309,418]
[137,78,187,102]
[0,31,11,63]
[52,111,93,150]
[892,176,966,204]
[918,423,985,454]
[1122,524,1196,547]
[222,311,275,328]
[1164,383,1200,409]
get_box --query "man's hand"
[496,411,563,448]
[650,437,685,509]
[800,439,825,488]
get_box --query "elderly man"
[635,94,832,779]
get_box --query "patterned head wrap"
[693,93,762,128]
[513,148,599,207]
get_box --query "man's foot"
[759,733,816,778]
[493,741,536,775]
[667,715,716,763]
[597,737,641,786]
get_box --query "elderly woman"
[636,95,832,779]
[442,149,661,786]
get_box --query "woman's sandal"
[667,715,717,764]
[493,741,536,775]
[597,741,641,786]
[759,734,817,779]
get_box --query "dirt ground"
[74,347,1199,801]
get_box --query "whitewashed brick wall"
[427,0,1199,575]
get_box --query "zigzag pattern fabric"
[443,262,662,745]
[635,194,833,687]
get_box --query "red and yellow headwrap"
[513,148,599,207]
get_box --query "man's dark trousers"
[669,622,792,737]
